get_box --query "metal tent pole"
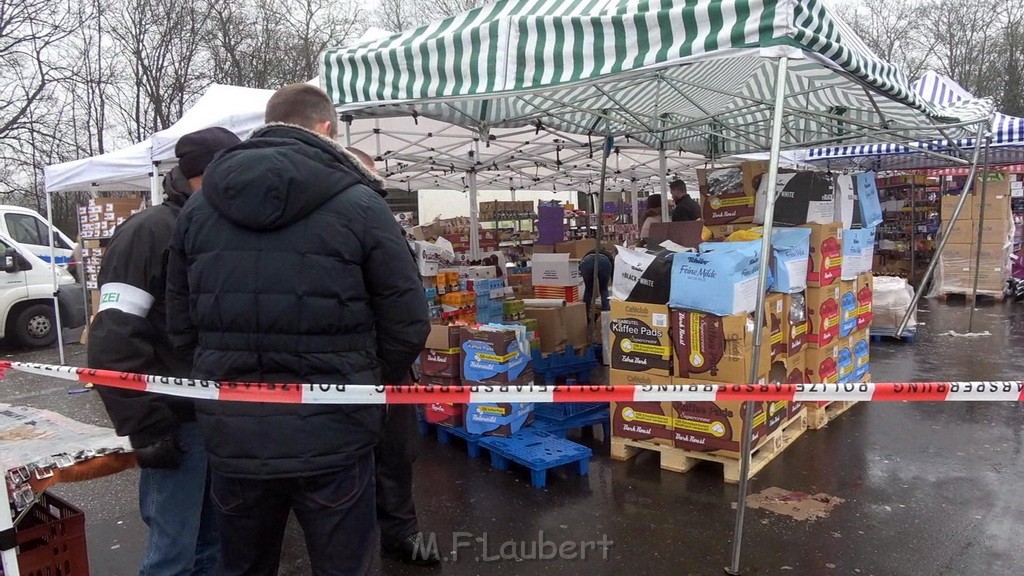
[968,137,993,333]
[631,178,639,233]
[45,189,66,365]
[910,180,916,285]
[896,121,987,337]
[150,162,162,207]
[592,137,611,325]
[659,149,670,222]
[468,170,481,259]
[726,55,790,576]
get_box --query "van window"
[4,214,71,249]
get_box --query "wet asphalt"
[2,297,1022,576]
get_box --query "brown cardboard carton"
[670,310,771,384]
[766,399,789,433]
[782,292,808,356]
[806,284,841,348]
[423,401,465,428]
[419,349,460,378]
[941,195,972,221]
[611,401,675,445]
[425,324,462,350]
[976,214,1012,245]
[670,393,769,458]
[610,300,672,375]
[765,293,787,361]
[856,273,873,331]
[941,219,975,245]
[782,350,807,419]
[523,303,589,354]
[973,190,1012,220]
[804,343,840,384]
[698,161,769,225]
[800,222,843,287]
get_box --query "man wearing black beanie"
[89,126,240,576]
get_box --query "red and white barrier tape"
[0,361,1021,404]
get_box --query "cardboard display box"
[805,285,841,348]
[531,253,582,287]
[850,332,870,382]
[836,337,855,384]
[804,343,840,384]
[608,369,672,387]
[782,350,807,419]
[765,293,787,361]
[754,171,835,226]
[423,401,465,428]
[838,280,859,339]
[610,300,672,376]
[465,403,534,436]
[460,326,532,385]
[670,310,770,384]
[523,302,589,354]
[941,219,975,245]
[856,273,873,331]
[670,394,768,458]
[801,222,843,287]
[611,401,675,445]
[782,292,808,356]
[698,161,769,225]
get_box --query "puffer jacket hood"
[201,123,386,231]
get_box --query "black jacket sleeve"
[88,212,190,448]
[359,191,431,384]
[165,207,197,361]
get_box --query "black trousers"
[209,452,375,576]
[375,404,419,542]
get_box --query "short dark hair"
[646,193,662,209]
[669,179,687,194]
[265,84,338,137]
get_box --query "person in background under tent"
[89,126,241,576]
[581,245,616,318]
[669,179,702,222]
[638,193,664,246]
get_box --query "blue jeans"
[580,254,612,314]
[138,422,219,576]
[209,451,376,576]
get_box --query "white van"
[0,205,77,269]
[0,234,86,347]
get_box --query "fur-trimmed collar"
[252,122,386,188]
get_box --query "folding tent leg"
[968,138,992,333]
[896,121,987,337]
[726,55,790,576]
[45,189,66,366]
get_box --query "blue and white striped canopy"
[806,71,1024,168]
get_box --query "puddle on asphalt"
[745,487,845,521]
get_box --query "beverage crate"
[1,492,89,576]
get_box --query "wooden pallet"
[806,400,859,430]
[937,291,1006,302]
[609,410,808,484]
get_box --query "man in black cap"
[89,126,241,576]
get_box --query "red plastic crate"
[2,492,89,576]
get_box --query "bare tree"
[106,0,210,140]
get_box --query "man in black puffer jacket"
[166,84,430,576]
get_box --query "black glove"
[133,435,187,469]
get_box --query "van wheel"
[13,304,57,348]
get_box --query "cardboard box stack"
[461,324,535,436]
[937,175,1015,296]
[531,253,583,302]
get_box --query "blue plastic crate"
[478,429,592,488]
[533,402,606,421]
[529,408,610,440]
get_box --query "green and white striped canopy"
[322,0,990,157]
